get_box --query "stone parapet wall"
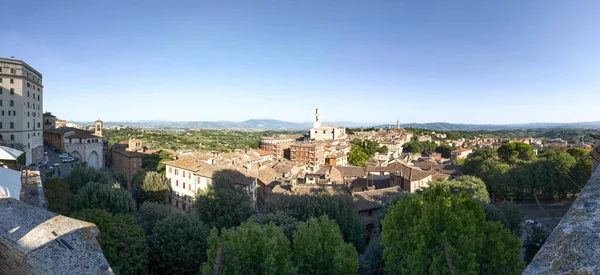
[523,167,600,274]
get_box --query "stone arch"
[71,150,82,160]
[88,151,99,168]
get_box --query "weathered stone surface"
[0,197,113,274]
[523,168,600,274]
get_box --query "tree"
[71,209,149,275]
[376,145,389,154]
[382,186,524,274]
[66,165,121,193]
[248,211,299,240]
[43,178,73,215]
[567,148,593,192]
[463,158,510,199]
[150,213,210,274]
[524,226,550,263]
[435,145,456,158]
[263,194,364,250]
[71,182,135,215]
[497,142,536,164]
[483,201,523,237]
[195,176,254,229]
[293,216,359,275]
[430,175,490,203]
[203,222,296,275]
[349,144,369,166]
[139,201,170,235]
[101,169,128,190]
[135,171,170,205]
[359,236,385,275]
[403,140,422,154]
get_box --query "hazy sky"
[1,0,599,124]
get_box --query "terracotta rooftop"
[353,186,403,212]
[45,127,99,139]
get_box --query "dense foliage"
[66,164,122,193]
[248,211,299,240]
[348,138,388,166]
[263,193,364,250]
[359,236,385,275]
[382,186,524,274]
[524,226,550,263]
[204,222,296,275]
[482,201,524,237]
[71,181,135,215]
[430,175,490,203]
[43,178,73,215]
[72,209,149,275]
[139,201,171,235]
[195,176,254,229]
[293,216,359,275]
[497,142,537,164]
[141,150,173,174]
[132,171,170,205]
[150,213,210,274]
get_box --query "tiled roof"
[112,149,145,158]
[257,166,280,185]
[451,148,472,153]
[254,149,272,156]
[353,186,403,211]
[334,166,366,178]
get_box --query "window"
[175,169,179,176]
[10,135,14,141]
[0,78,2,83]
[10,68,15,74]
[0,87,2,94]
[10,79,14,84]
[189,184,191,191]
[9,122,13,129]
[27,102,30,108]
[37,88,40,92]
[27,83,30,87]
[183,171,186,177]
[0,100,2,106]
[176,180,179,187]
[0,122,2,129]
[183,182,186,189]
[188,173,191,179]
[10,100,13,107]
[169,167,172,173]
[37,95,40,100]
[10,88,14,95]
[27,122,30,128]
[27,92,30,97]
[37,122,40,128]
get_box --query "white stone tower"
[95,119,103,137]
[314,107,321,128]
[397,118,400,129]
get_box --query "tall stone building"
[0,57,44,164]
[309,107,346,141]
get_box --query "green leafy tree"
[376,145,389,154]
[349,144,369,166]
[435,145,456,158]
[470,148,497,159]
[43,178,73,215]
[359,236,385,275]
[71,182,135,215]
[567,148,593,191]
[101,169,128,190]
[203,222,296,275]
[382,186,524,274]
[263,194,364,250]
[195,176,254,229]
[150,213,210,274]
[293,216,359,275]
[71,209,149,275]
[139,201,170,235]
[66,165,117,193]
[482,201,523,237]
[497,142,536,164]
[136,171,170,205]
[524,226,550,263]
[430,175,490,203]
[248,211,299,240]
[403,140,422,154]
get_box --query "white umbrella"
[0,145,24,161]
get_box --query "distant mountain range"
[69,119,600,131]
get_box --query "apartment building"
[290,142,324,169]
[164,158,257,212]
[111,149,145,190]
[0,57,44,164]
[259,135,298,161]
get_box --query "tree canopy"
[71,209,149,275]
[150,213,210,274]
[203,222,296,275]
[139,201,171,235]
[195,176,254,230]
[263,193,364,250]
[497,142,536,164]
[133,171,170,205]
[430,175,490,203]
[293,216,359,275]
[71,181,135,215]
[382,186,524,274]
[248,211,299,240]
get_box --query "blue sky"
[1,0,599,124]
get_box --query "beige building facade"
[0,58,44,164]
